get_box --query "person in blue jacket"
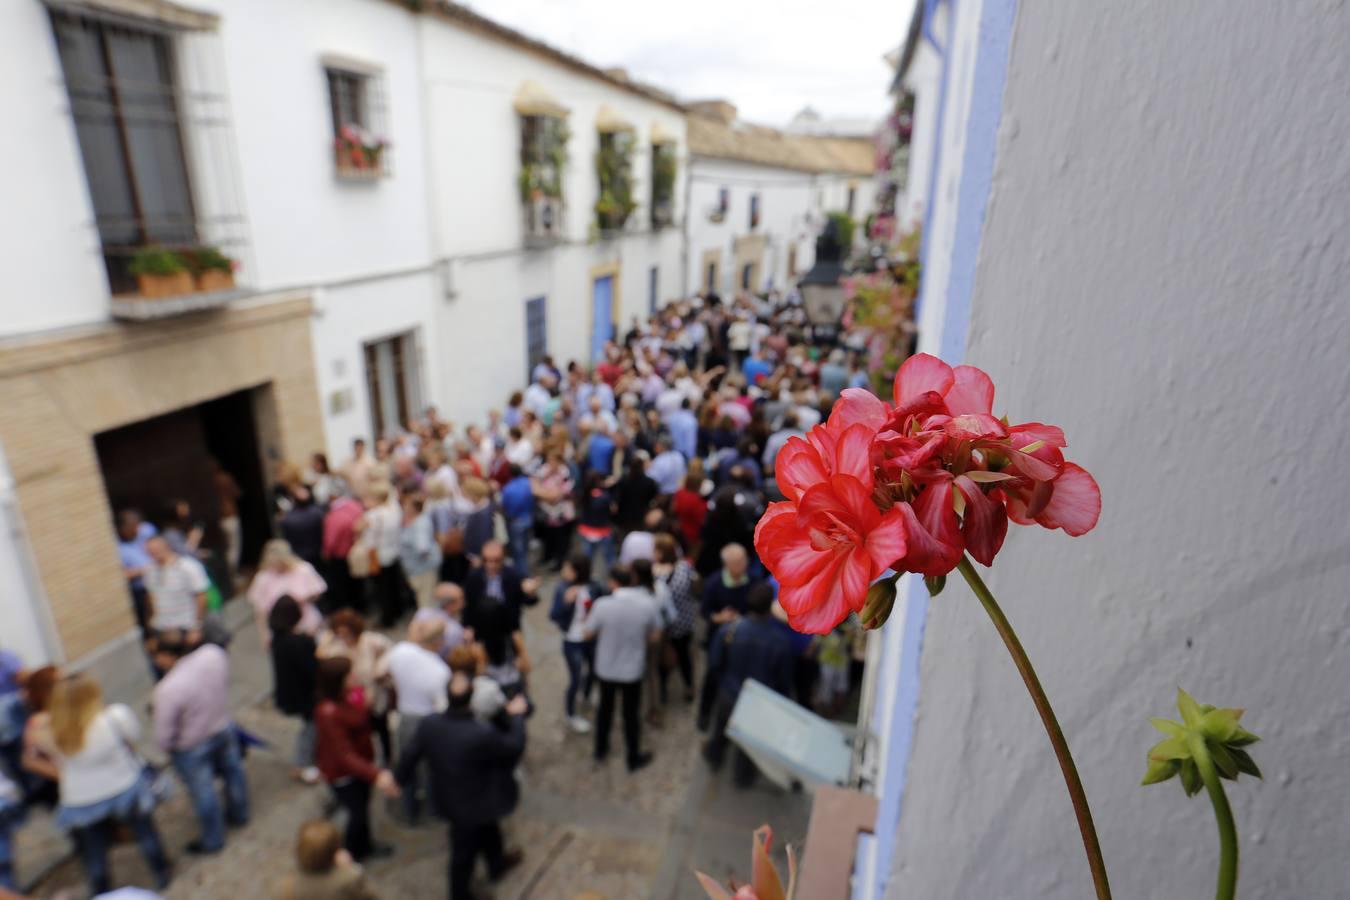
[549,554,604,734]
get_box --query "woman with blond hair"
[41,673,170,894]
[249,538,327,647]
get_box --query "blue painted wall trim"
[869,0,1018,895]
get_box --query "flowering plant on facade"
[757,352,1100,632]
[695,825,795,900]
[842,265,918,395]
[335,124,388,172]
[756,351,1114,898]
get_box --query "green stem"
[1189,736,1238,900]
[956,556,1112,900]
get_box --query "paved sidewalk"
[19,590,809,899]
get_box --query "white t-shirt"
[588,588,661,683]
[55,704,143,807]
[564,585,596,644]
[619,531,656,565]
[382,641,451,717]
[144,555,209,630]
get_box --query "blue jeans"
[582,534,616,575]
[507,516,533,577]
[563,640,594,717]
[76,812,169,894]
[0,821,14,892]
[171,727,249,851]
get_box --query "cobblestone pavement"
[20,585,810,900]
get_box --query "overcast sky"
[460,0,913,127]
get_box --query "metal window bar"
[327,67,390,179]
[49,10,251,296]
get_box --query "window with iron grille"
[326,66,389,178]
[51,12,197,294]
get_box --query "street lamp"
[799,217,847,342]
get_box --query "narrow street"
[20,587,808,900]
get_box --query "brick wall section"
[0,293,324,660]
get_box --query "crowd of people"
[0,291,875,900]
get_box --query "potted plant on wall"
[127,246,193,299]
[594,131,636,234]
[186,245,237,292]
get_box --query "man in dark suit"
[396,674,528,899]
[462,540,539,633]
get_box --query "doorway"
[94,388,271,583]
[591,274,615,362]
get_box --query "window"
[525,297,547,382]
[847,184,857,216]
[741,262,754,291]
[595,130,636,231]
[648,265,659,314]
[520,114,568,242]
[788,244,799,278]
[749,194,761,230]
[325,65,388,178]
[52,12,196,294]
[364,333,421,439]
[706,262,717,293]
[650,142,676,228]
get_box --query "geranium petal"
[944,413,1008,442]
[751,826,786,900]
[864,506,908,571]
[775,437,829,501]
[755,502,834,587]
[895,480,964,576]
[946,365,995,416]
[695,872,734,900]
[829,388,889,432]
[1009,422,1067,448]
[805,423,837,463]
[893,353,954,408]
[795,481,849,527]
[828,474,879,531]
[779,558,854,634]
[955,475,1008,566]
[1035,463,1101,536]
[833,424,876,489]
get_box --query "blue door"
[591,275,614,363]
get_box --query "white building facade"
[0,0,687,669]
[415,4,687,426]
[686,105,876,299]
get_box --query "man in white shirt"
[646,436,686,496]
[143,535,209,641]
[523,373,555,417]
[381,618,451,825]
[585,566,662,772]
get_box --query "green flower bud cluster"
[1142,688,1261,796]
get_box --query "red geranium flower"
[755,353,1101,633]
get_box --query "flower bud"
[861,578,898,630]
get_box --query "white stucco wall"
[887,3,1350,899]
[0,0,121,335]
[417,15,687,425]
[686,158,817,297]
[898,36,942,230]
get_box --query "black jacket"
[280,503,326,567]
[270,631,318,718]
[396,709,525,825]
[463,568,537,624]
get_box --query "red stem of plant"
[956,555,1112,900]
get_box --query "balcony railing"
[524,195,565,247]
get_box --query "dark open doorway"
[94,387,271,588]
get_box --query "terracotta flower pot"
[136,271,194,299]
[196,269,235,293]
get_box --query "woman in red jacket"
[313,657,399,861]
